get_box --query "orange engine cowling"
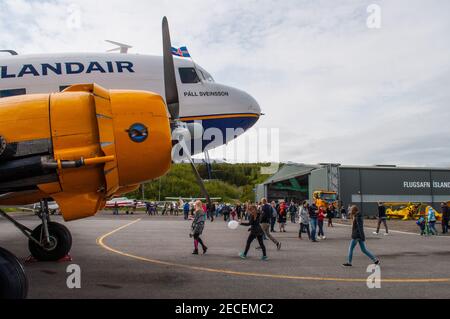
[0,84,172,221]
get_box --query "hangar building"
[255,163,450,216]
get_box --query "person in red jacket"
[317,206,326,240]
[278,201,287,232]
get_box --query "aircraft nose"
[242,90,261,116]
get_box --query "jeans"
[310,218,318,241]
[261,223,279,245]
[376,217,388,234]
[419,224,426,235]
[429,221,437,235]
[347,239,377,264]
[318,220,324,237]
[299,223,310,239]
[290,213,296,223]
[270,217,276,232]
[442,217,449,234]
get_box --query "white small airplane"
[0,41,261,154]
[105,197,145,208]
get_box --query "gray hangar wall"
[338,167,450,216]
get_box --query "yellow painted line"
[180,113,259,121]
[96,219,450,284]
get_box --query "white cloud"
[1,0,449,166]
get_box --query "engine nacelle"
[0,84,172,221]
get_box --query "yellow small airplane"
[385,202,442,221]
[0,18,219,299]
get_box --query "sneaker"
[342,263,352,267]
[192,250,199,255]
[261,256,268,261]
[277,242,282,250]
[322,236,327,240]
[372,232,379,235]
[383,233,389,236]
[239,252,247,259]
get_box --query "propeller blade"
[177,137,211,206]
[162,17,180,120]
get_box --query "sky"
[1,0,449,166]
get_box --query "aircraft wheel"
[28,222,72,261]
[0,247,28,299]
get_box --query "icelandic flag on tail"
[171,46,191,58]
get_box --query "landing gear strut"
[28,200,72,261]
[0,199,72,261]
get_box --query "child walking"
[278,201,287,232]
[416,216,426,235]
[343,206,380,267]
[190,200,208,255]
[317,206,326,240]
[239,205,268,261]
[427,207,438,235]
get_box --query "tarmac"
[1,212,449,299]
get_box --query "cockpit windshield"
[196,65,215,83]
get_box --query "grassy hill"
[130,163,274,202]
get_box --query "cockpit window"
[202,70,215,83]
[198,68,215,83]
[178,67,201,84]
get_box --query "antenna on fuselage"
[0,50,18,56]
[105,40,132,54]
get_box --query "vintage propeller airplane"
[0,17,260,299]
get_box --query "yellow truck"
[313,190,338,209]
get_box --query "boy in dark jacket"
[343,206,380,267]
[373,202,389,235]
[259,198,281,250]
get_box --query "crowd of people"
[114,197,449,267]
[185,198,381,267]
[185,199,450,266]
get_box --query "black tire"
[28,222,72,261]
[0,247,28,299]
